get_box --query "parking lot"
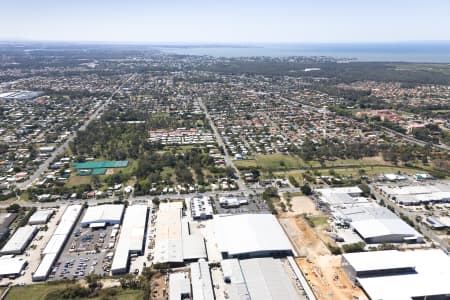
[212,197,271,215]
[50,211,119,280]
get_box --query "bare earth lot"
[279,216,367,300]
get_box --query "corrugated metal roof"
[183,234,207,261]
[154,202,183,264]
[111,205,148,273]
[169,272,191,300]
[0,225,37,254]
[214,214,293,257]
[343,250,413,272]
[80,204,124,226]
[32,205,82,281]
[239,258,301,300]
[28,209,53,224]
[191,260,215,300]
[350,250,450,300]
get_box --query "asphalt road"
[16,74,136,190]
[0,187,300,209]
[374,124,450,152]
[198,97,248,191]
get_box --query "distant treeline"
[200,60,450,85]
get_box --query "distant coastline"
[156,42,450,63]
[2,40,450,63]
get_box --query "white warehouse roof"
[80,204,124,227]
[190,260,215,300]
[339,204,423,243]
[183,234,207,261]
[169,272,191,300]
[348,249,450,300]
[0,225,37,255]
[351,217,422,242]
[0,257,27,278]
[33,205,82,281]
[343,250,414,272]
[213,214,294,258]
[111,205,148,274]
[154,202,183,264]
[318,186,362,196]
[28,209,54,225]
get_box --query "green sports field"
[73,160,128,169]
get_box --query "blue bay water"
[158,42,450,63]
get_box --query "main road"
[374,124,450,152]
[16,73,136,191]
[0,186,301,209]
[197,97,248,191]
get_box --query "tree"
[288,176,299,187]
[6,203,21,213]
[152,197,160,207]
[225,166,235,178]
[300,184,312,195]
[264,186,279,198]
[91,175,101,189]
[342,242,366,253]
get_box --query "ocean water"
[158,42,450,63]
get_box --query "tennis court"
[73,160,128,169]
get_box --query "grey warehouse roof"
[214,214,294,257]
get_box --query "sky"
[1,0,450,43]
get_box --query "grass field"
[66,175,92,187]
[235,154,312,170]
[6,284,143,300]
[277,164,438,184]
[305,215,329,227]
[284,191,303,197]
[235,154,391,171]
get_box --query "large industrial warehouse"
[0,225,38,255]
[153,202,183,265]
[318,187,423,244]
[111,205,148,275]
[341,204,423,243]
[154,202,207,265]
[342,249,450,300]
[378,183,450,206]
[213,214,294,259]
[80,204,124,228]
[222,257,304,300]
[32,205,82,281]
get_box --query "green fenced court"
[76,168,106,176]
[73,160,128,169]
[91,168,107,175]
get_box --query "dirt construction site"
[278,195,367,300]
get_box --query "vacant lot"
[279,215,367,300]
[291,196,319,215]
[6,284,143,300]
[235,154,312,170]
[297,255,367,300]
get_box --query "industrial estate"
[0,42,449,300]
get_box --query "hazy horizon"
[1,0,450,43]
